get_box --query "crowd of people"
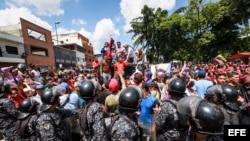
[1,39,250,141]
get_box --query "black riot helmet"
[17,63,26,72]
[79,80,95,100]
[18,98,38,119]
[168,78,186,98]
[119,86,141,113]
[177,96,224,135]
[194,100,225,135]
[0,80,4,97]
[40,87,61,112]
[137,64,147,73]
[219,84,240,111]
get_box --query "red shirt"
[114,61,127,72]
[92,60,100,73]
[8,91,25,108]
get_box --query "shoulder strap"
[79,103,92,134]
[165,99,177,109]
[165,99,184,126]
[11,73,18,84]
[60,94,71,108]
[105,114,120,141]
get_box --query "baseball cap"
[35,84,44,90]
[147,70,153,77]
[193,70,200,75]
[109,78,118,92]
[60,82,69,89]
[198,70,206,78]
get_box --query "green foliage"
[128,1,250,63]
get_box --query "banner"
[150,62,172,78]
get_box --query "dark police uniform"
[155,78,188,141]
[36,108,78,141]
[16,115,38,141]
[0,97,19,141]
[79,101,106,141]
[111,114,142,141]
[155,99,181,141]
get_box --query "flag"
[107,37,114,59]
[214,54,227,64]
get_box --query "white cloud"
[91,18,120,54]
[120,0,176,32]
[72,18,87,26]
[6,0,64,16]
[55,27,77,35]
[0,6,52,30]
[57,18,120,55]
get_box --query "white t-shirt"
[31,69,40,82]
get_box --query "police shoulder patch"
[44,123,51,130]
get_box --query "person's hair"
[141,82,150,93]
[29,63,35,69]
[96,91,108,105]
[114,75,122,90]
[187,80,195,87]
[133,72,143,84]
[216,72,227,79]
[227,71,238,78]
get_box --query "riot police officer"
[110,86,143,141]
[177,96,225,141]
[16,98,39,140]
[217,84,241,125]
[206,84,240,125]
[155,78,187,141]
[36,87,78,141]
[0,80,19,141]
[78,80,106,141]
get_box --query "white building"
[52,32,87,66]
[0,31,25,66]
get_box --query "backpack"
[16,116,32,139]
[104,114,143,141]
[162,99,188,140]
[79,103,92,137]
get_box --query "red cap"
[109,78,119,92]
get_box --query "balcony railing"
[0,53,23,58]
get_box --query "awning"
[229,52,250,59]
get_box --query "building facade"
[54,45,76,68]
[0,18,55,70]
[78,33,95,68]
[0,32,25,67]
[52,32,94,68]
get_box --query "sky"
[0,0,191,54]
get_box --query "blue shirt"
[60,91,80,110]
[195,79,213,99]
[138,95,157,126]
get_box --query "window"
[30,46,48,56]
[5,45,18,54]
[27,28,47,42]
